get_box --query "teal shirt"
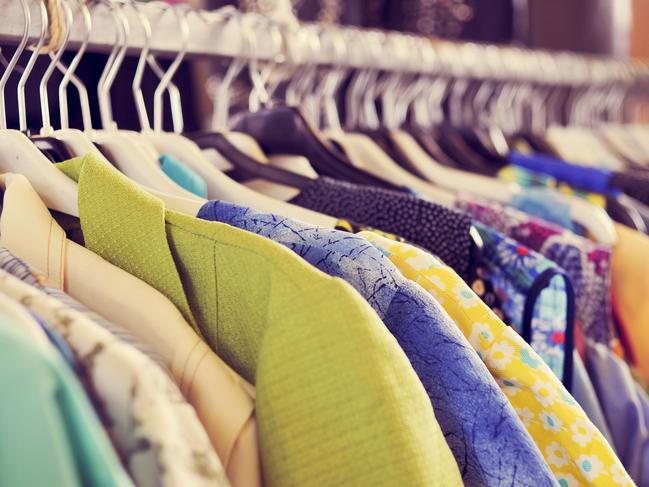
[160,153,208,198]
[0,314,133,487]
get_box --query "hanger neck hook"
[105,0,130,129]
[0,0,30,130]
[244,14,272,113]
[17,0,49,132]
[211,9,247,131]
[58,0,92,131]
[40,0,73,134]
[97,0,125,130]
[153,3,189,132]
[130,0,152,131]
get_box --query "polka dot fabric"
[290,177,474,279]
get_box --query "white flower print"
[425,274,446,291]
[571,418,595,447]
[515,406,535,427]
[498,377,521,396]
[406,253,436,271]
[453,283,480,308]
[545,441,569,467]
[487,341,515,370]
[468,322,493,352]
[555,472,579,487]
[577,454,604,482]
[610,463,631,485]
[531,381,559,407]
[539,411,563,433]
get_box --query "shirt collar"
[0,173,66,289]
[57,154,200,333]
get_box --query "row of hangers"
[0,0,642,249]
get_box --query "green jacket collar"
[57,155,201,335]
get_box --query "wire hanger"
[135,4,340,227]
[179,10,318,191]
[0,0,79,216]
[87,0,202,200]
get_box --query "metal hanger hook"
[57,0,93,131]
[0,0,30,129]
[40,0,73,133]
[152,2,190,132]
[17,0,49,132]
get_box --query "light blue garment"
[511,188,579,233]
[571,350,615,448]
[198,200,556,487]
[0,314,133,487]
[160,153,208,198]
[586,339,649,486]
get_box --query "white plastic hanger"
[397,44,618,245]
[138,8,339,227]
[0,0,79,216]
[318,36,458,206]
[83,0,201,200]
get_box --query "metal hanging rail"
[0,0,647,89]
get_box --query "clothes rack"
[0,0,647,91]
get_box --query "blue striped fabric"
[0,247,171,378]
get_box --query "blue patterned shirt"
[198,200,556,487]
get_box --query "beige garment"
[0,267,230,487]
[0,173,261,487]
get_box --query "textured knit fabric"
[0,268,229,487]
[586,339,649,487]
[197,199,554,487]
[160,153,208,198]
[456,196,616,346]
[471,222,574,383]
[361,232,634,487]
[57,154,463,487]
[288,176,474,279]
[0,172,261,487]
[0,314,134,487]
[0,248,172,378]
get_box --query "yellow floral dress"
[359,231,633,487]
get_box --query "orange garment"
[611,223,649,383]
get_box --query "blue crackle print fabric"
[198,200,556,487]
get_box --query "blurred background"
[5,0,649,131]
[203,0,647,60]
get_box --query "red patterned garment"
[456,195,619,351]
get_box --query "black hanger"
[185,130,313,189]
[28,132,74,163]
[432,125,499,176]
[521,132,560,156]
[412,131,463,170]
[359,127,442,180]
[231,105,400,190]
